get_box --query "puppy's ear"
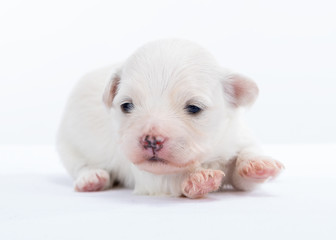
[103,70,121,108]
[222,73,259,107]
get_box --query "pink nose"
[140,135,165,154]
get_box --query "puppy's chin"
[134,157,195,175]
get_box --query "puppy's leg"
[182,169,224,199]
[231,148,284,191]
[58,143,112,192]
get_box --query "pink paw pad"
[239,158,284,181]
[182,169,225,199]
[75,170,110,192]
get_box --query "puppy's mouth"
[148,156,167,164]
[135,155,195,175]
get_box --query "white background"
[0,0,335,144]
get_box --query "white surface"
[1,0,336,144]
[1,144,336,240]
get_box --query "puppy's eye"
[185,105,202,115]
[120,102,134,113]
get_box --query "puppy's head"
[103,39,258,175]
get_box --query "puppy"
[57,39,284,198]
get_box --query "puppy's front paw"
[182,169,224,199]
[238,156,284,182]
[75,169,110,192]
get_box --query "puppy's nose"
[141,135,165,153]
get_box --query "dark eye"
[120,102,134,113]
[185,105,202,115]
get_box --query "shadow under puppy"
[57,39,284,198]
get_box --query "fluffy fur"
[57,39,284,198]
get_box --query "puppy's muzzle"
[140,135,165,155]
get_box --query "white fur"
[57,39,282,197]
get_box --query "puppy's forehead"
[119,40,219,100]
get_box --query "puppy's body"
[57,40,283,198]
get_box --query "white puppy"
[57,39,284,198]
